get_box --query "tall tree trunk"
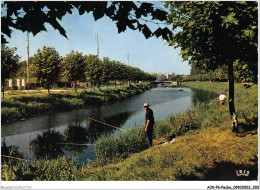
[228,62,238,132]
[2,84,5,99]
[74,81,77,92]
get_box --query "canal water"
[1,87,218,164]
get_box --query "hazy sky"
[2,1,191,75]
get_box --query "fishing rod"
[56,143,95,146]
[87,117,127,132]
[1,155,32,163]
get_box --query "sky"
[2,1,191,75]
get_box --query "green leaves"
[84,55,103,89]
[243,29,254,40]
[165,1,257,74]
[1,44,21,86]
[30,46,61,92]
[166,1,257,85]
[61,51,86,91]
[221,12,239,28]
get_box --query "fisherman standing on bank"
[144,103,155,147]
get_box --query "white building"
[165,72,175,80]
[153,72,175,81]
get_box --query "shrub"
[119,91,129,99]
[96,126,149,165]
[170,109,201,136]
[1,107,19,122]
[1,98,25,108]
[83,95,103,106]
[1,157,80,181]
[63,97,84,107]
[25,102,51,116]
[33,157,80,180]
[153,120,172,139]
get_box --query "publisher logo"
[236,170,250,177]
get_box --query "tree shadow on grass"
[177,160,258,181]
[204,161,258,181]
[240,117,258,134]
[237,116,258,137]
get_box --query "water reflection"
[86,111,132,142]
[31,130,65,160]
[64,123,89,155]
[191,88,218,105]
[1,138,24,164]
[27,111,132,160]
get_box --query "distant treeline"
[185,63,257,83]
[3,45,156,93]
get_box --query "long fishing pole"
[1,155,32,162]
[56,143,95,146]
[87,117,127,132]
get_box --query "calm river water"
[1,87,217,164]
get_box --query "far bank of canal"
[1,86,218,164]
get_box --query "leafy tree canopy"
[84,54,103,89]
[1,44,21,85]
[61,50,86,91]
[165,1,257,74]
[30,46,62,93]
[2,1,173,43]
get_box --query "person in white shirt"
[219,92,226,106]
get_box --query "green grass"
[183,81,229,94]
[1,157,80,181]
[1,84,152,123]
[184,82,258,129]
[81,126,257,181]
[1,82,258,181]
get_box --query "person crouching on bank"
[219,92,227,106]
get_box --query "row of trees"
[2,45,155,95]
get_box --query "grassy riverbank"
[1,82,258,180]
[183,82,258,129]
[82,82,257,180]
[1,83,152,123]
